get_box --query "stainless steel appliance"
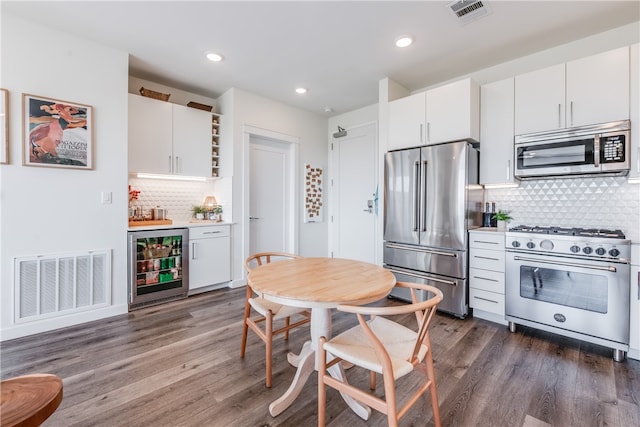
[505,225,631,361]
[514,120,630,180]
[128,228,189,309]
[383,141,482,317]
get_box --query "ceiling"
[3,1,639,116]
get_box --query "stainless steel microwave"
[514,120,630,180]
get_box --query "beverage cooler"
[127,228,189,309]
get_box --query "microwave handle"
[594,134,600,167]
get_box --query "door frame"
[242,125,299,276]
[328,121,379,263]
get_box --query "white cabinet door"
[426,78,479,144]
[630,264,640,360]
[566,47,629,128]
[189,226,231,291]
[514,63,565,135]
[172,104,211,177]
[480,77,517,186]
[388,91,425,150]
[629,43,640,182]
[128,94,172,174]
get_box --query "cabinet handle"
[558,104,562,128]
[637,271,639,300]
[507,160,511,181]
[473,275,499,282]
[203,231,221,235]
[175,156,181,174]
[570,101,574,126]
[191,242,197,259]
[636,147,640,174]
[473,240,499,245]
[426,122,430,142]
[473,295,499,304]
[168,155,173,173]
[420,123,423,143]
[474,255,500,261]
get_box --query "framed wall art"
[304,163,324,223]
[23,93,93,169]
[0,89,7,164]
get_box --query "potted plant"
[213,205,223,222]
[191,205,207,220]
[492,209,512,230]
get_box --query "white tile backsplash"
[128,177,218,222]
[486,176,640,242]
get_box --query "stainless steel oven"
[505,226,630,361]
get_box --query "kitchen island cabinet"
[469,228,507,325]
[128,94,211,177]
[188,224,231,293]
[388,78,479,150]
[515,46,629,135]
[480,77,517,186]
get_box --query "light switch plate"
[101,191,112,204]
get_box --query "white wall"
[218,88,328,284]
[0,14,130,340]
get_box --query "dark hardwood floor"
[1,287,638,427]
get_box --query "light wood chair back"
[240,251,310,388]
[318,281,443,427]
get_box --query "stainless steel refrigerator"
[383,141,482,317]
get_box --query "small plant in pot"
[213,205,223,222]
[191,205,207,220]
[492,209,512,230]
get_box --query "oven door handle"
[513,256,617,273]
[386,267,457,286]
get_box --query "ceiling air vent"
[448,0,491,24]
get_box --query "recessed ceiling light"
[206,52,223,62]
[295,87,307,94]
[395,36,413,48]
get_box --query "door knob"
[249,216,261,220]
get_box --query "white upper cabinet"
[629,43,639,182]
[514,63,565,134]
[128,93,173,174]
[388,91,426,150]
[515,46,630,135]
[426,78,479,145]
[388,78,479,150]
[480,77,517,186]
[172,104,211,177]
[128,94,211,176]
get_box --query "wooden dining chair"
[241,252,311,388]
[317,282,443,427]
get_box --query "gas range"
[505,225,630,262]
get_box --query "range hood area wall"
[486,176,640,241]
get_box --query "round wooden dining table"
[0,374,63,427]
[247,257,396,419]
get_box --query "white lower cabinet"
[468,229,507,325]
[188,225,231,292]
[630,244,640,360]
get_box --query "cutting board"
[128,219,173,227]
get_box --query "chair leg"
[265,310,274,388]
[317,337,327,427]
[425,352,442,427]
[284,316,291,340]
[369,371,376,390]
[240,301,251,358]
[382,372,399,427]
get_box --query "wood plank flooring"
[1,287,638,426]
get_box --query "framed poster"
[23,93,93,169]
[0,89,7,164]
[304,164,324,223]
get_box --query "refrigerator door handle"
[387,267,457,286]
[385,242,458,258]
[420,160,428,232]
[413,161,421,231]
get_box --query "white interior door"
[331,123,377,263]
[249,137,290,254]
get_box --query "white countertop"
[127,221,233,232]
[469,227,506,233]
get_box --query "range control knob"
[595,247,606,256]
[609,248,620,258]
[512,241,521,248]
[570,245,580,253]
[582,246,593,254]
[526,241,535,249]
[540,240,554,251]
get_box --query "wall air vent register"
[448,0,491,24]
